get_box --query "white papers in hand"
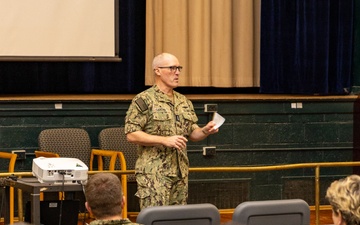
[212,112,225,129]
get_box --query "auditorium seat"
[136,203,221,225]
[232,199,310,225]
[37,128,91,167]
[37,127,128,218]
[98,127,137,182]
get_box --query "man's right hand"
[164,135,188,150]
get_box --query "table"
[4,177,83,225]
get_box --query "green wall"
[0,95,358,211]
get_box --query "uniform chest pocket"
[152,108,173,136]
[153,108,172,121]
[177,112,196,136]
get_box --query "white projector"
[32,157,88,184]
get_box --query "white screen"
[0,0,115,58]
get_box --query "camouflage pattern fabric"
[89,218,141,225]
[125,85,199,209]
[136,173,188,209]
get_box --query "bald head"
[152,53,178,70]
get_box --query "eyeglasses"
[158,66,183,72]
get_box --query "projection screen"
[0,0,119,61]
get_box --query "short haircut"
[84,173,123,219]
[152,52,177,70]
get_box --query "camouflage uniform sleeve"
[125,95,149,134]
[186,99,200,132]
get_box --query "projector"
[32,157,88,184]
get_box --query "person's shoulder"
[119,218,143,225]
[131,86,157,113]
[134,86,156,100]
[89,219,142,225]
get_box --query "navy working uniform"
[125,85,199,209]
[89,218,140,225]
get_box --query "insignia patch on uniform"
[135,98,148,112]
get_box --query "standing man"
[125,52,219,210]
[84,173,141,225]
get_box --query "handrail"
[2,161,360,225]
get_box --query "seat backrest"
[232,199,310,225]
[38,128,91,167]
[136,203,221,225]
[98,127,138,181]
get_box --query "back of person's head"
[84,173,123,219]
[326,174,360,225]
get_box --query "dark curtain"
[353,1,360,173]
[0,0,146,94]
[260,0,354,94]
[353,1,360,90]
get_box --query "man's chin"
[172,81,179,88]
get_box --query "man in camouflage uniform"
[125,53,219,210]
[84,173,141,225]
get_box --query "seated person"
[326,174,360,225]
[84,172,141,225]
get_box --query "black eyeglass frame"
[158,66,183,72]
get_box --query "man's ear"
[85,202,92,214]
[121,195,126,209]
[154,68,161,76]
